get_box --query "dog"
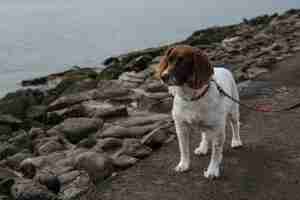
[157,45,243,178]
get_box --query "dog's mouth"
[161,66,191,86]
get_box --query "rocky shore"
[0,9,300,200]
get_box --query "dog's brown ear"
[154,47,174,79]
[191,48,214,89]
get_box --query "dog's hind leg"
[229,110,243,148]
[194,132,209,156]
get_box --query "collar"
[183,82,210,101]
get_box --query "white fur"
[170,67,242,178]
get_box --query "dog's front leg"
[174,120,191,172]
[204,127,225,179]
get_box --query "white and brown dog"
[157,45,243,178]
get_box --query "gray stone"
[75,152,114,183]
[111,154,138,169]
[141,125,172,148]
[11,179,57,200]
[53,118,103,144]
[92,138,123,153]
[0,143,19,161]
[98,123,162,139]
[82,101,128,119]
[117,139,152,159]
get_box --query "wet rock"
[59,78,98,97]
[47,104,86,125]
[11,179,57,200]
[75,152,114,183]
[124,54,153,72]
[0,89,44,119]
[26,105,47,121]
[116,139,152,159]
[60,170,98,200]
[141,125,173,148]
[0,143,19,161]
[98,123,162,139]
[92,138,123,153]
[0,114,23,125]
[0,167,19,195]
[0,125,12,136]
[77,135,97,149]
[246,67,269,79]
[52,118,103,144]
[82,101,128,119]
[117,113,171,127]
[35,172,61,194]
[47,89,98,112]
[139,81,168,93]
[35,137,66,156]
[3,150,33,170]
[111,154,138,169]
[9,130,33,151]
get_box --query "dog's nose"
[161,73,170,82]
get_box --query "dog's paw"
[204,166,220,179]
[231,139,243,148]
[194,142,208,156]
[174,162,190,172]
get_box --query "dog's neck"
[169,83,210,101]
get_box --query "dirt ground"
[99,53,300,200]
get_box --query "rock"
[139,81,168,93]
[92,138,123,153]
[141,124,173,148]
[246,67,269,79]
[0,125,12,136]
[117,113,171,127]
[47,104,86,125]
[60,171,98,200]
[82,101,128,119]
[28,128,46,141]
[124,55,153,72]
[58,170,82,185]
[26,105,47,121]
[135,93,173,113]
[0,89,44,119]
[35,138,66,156]
[0,114,23,125]
[35,172,61,194]
[0,195,10,200]
[75,152,114,183]
[119,72,145,83]
[98,123,162,139]
[52,118,103,144]
[77,135,97,149]
[116,139,152,159]
[0,167,19,195]
[9,130,33,151]
[11,179,57,200]
[47,89,98,112]
[111,154,138,169]
[59,78,98,97]
[0,143,19,161]
[3,150,33,170]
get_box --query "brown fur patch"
[156,45,214,89]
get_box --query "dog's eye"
[177,57,184,64]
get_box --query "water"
[0,0,299,97]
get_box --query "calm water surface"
[0,0,299,96]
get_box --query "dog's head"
[156,45,214,89]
